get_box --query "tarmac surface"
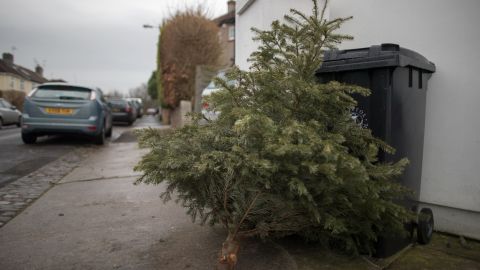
[0,114,152,188]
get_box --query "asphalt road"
[0,115,162,188]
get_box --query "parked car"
[0,98,22,129]
[22,83,113,145]
[201,70,236,121]
[109,99,137,125]
[146,107,158,115]
[126,98,143,118]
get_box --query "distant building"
[0,52,49,94]
[236,0,314,70]
[214,0,236,67]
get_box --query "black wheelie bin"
[315,43,436,257]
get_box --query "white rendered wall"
[236,0,326,70]
[236,0,480,239]
[330,0,480,239]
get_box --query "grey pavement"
[0,147,94,227]
[0,116,158,229]
[0,123,296,270]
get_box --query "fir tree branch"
[232,192,261,238]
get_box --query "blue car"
[22,83,113,145]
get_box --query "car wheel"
[105,125,112,138]
[94,126,105,145]
[22,133,37,144]
[16,116,22,128]
[417,208,434,245]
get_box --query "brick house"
[214,1,236,68]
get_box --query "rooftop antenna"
[11,46,17,54]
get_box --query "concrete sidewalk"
[0,141,295,270]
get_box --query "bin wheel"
[417,208,434,245]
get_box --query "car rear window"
[32,86,92,100]
[108,100,128,108]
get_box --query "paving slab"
[60,143,145,183]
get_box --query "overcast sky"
[0,0,227,94]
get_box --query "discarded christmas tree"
[135,0,412,267]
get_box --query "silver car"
[201,70,237,121]
[0,98,22,129]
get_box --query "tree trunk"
[162,108,170,125]
[216,233,240,270]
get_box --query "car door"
[0,100,16,124]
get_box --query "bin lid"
[316,43,436,74]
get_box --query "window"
[33,86,93,100]
[228,26,235,41]
[20,79,25,90]
[10,77,15,88]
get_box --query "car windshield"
[0,99,12,107]
[32,86,92,100]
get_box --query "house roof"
[0,59,21,77]
[237,0,256,15]
[214,10,235,26]
[0,58,49,83]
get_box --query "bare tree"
[105,89,124,98]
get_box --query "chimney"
[35,65,44,76]
[227,0,235,13]
[2,53,14,65]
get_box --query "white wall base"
[419,202,480,240]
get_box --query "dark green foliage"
[156,27,166,108]
[136,0,412,255]
[147,71,158,100]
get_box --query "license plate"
[112,108,120,112]
[45,107,74,115]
